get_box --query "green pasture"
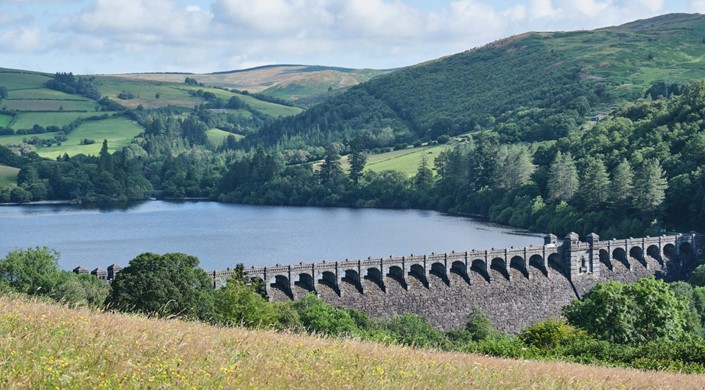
[2,99,96,112]
[35,117,143,159]
[10,112,115,130]
[7,88,85,100]
[327,143,455,177]
[206,128,242,147]
[362,144,453,176]
[238,94,303,117]
[94,76,302,117]
[0,164,19,188]
[225,108,253,119]
[0,131,57,146]
[0,114,12,128]
[0,70,51,90]
[94,77,200,109]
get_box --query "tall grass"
[1,295,703,389]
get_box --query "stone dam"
[211,232,704,334]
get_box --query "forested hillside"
[4,14,705,241]
[250,13,705,154]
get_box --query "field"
[206,128,242,147]
[0,117,144,158]
[94,76,302,117]
[1,99,96,112]
[0,114,12,128]
[332,143,456,176]
[0,69,52,90]
[0,165,19,188]
[9,112,113,130]
[1,295,702,389]
[37,118,143,159]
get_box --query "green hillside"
[251,13,705,151]
[0,67,302,158]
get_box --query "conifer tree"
[547,151,579,202]
[610,159,634,206]
[580,157,610,209]
[348,138,367,185]
[414,155,434,193]
[633,159,668,212]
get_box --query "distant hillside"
[0,67,301,158]
[109,65,390,107]
[249,13,705,150]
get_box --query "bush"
[213,279,279,328]
[563,278,689,344]
[519,318,587,351]
[293,294,359,336]
[106,252,214,320]
[690,264,705,287]
[464,307,496,341]
[52,273,110,308]
[0,247,65,296]
[381,313,447,349]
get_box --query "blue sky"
[0,0,701,74]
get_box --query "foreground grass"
[1,296,703,389]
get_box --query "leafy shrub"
[213,279,278,328]
[293,294,359,336]
[381,313,447,349]
[464,307,496,341]
[520,318,587,351]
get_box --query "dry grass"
[1,295,703,389]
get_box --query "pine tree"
[547,151,579,202]
[633,159,668,212]
[610,159,634,206]
[348,138,367,185]
[98,139,113,173]
[495,145,535,190]
[414,155,434,193]
[319,145,344,186]
[580,157,610,209]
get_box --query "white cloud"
[0,0,678,73]
[692,0,705,12]
[0,26,43,52]
[54,0,213,45]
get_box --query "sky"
[0,0,702,74]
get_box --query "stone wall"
[224,233,703,334]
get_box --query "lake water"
[1,201,544,271]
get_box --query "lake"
[1,201,544,271]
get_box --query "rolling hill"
[0,67,302,158]
[108,65,390,107]
[249,13,705,151]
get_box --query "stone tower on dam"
[213,232,703,334]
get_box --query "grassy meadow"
[37,118,143,159]
[0,114,12,128]
[1,295,703,389]
[9,112,112,130]
[0,69,52,90]
[0,117,143,158]
[94,76,303,117]
[333,143,455,177]
[206,128,242,147]
[0,165,19,188]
